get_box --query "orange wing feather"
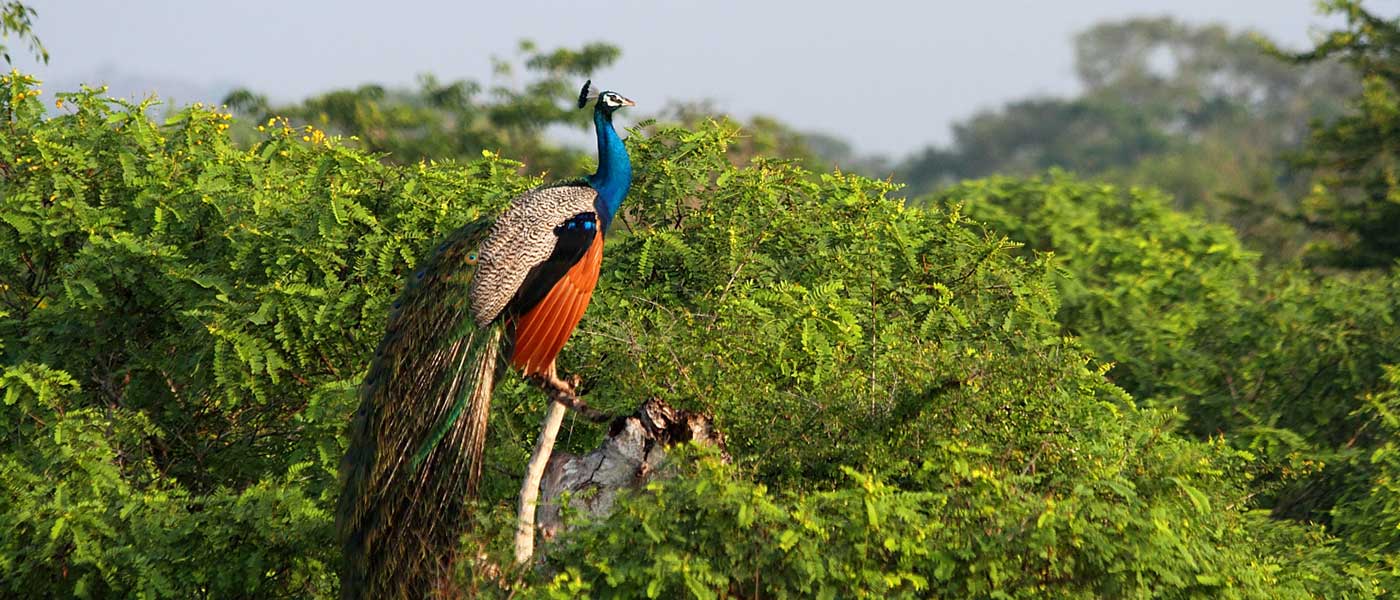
[513,286,568,371]
[509,231,604,375]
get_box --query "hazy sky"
[13,1,1378,156]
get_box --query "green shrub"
[933,173,1260,412]
[937,172,1400,591]
[0,72,530,598]
[534,443,1369,599]
[509,153,1372,598]
[0,72,1381,597]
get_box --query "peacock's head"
[577,79,635,115]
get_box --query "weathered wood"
[536,397,726,543]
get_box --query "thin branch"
[513,399,567,566]
[513,372,617,565]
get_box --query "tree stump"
[536,397,726,543]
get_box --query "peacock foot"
[533,362,577,396]
[531,363,611,423]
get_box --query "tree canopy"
[898,17,1356,260]
[1277,0,1400,269]
[224,40,621,177]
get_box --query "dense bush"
[0,72,536,597]
[938,173,1400,591]
[535,446,1369,598]
[0,71,1388,597]
[932,174,1259,409]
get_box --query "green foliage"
[1,69,1389,598]
[2,363,336,597]
[538,445,1367,599]
[1276,0,1400,269]
[1332,365,1400,590]
[0,71,533,597]
[937,171,1400,590]
[935,174,1259,407]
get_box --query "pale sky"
[13,0,1384,156]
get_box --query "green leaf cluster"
[0,1,45,65]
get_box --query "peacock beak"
[620,96,636,108]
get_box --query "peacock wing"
[504,212,603,374]
[469,182,599,326]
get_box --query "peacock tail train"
[337,219,504,600]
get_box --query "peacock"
[336,80,635,600]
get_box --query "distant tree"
[1074,16,1351,135]
[0,1,46,64]
[653,99,889,176]
[899,17,1355,259]
[1275,0,1400,269]
[899,97,1166,191]
[225,40,620,176]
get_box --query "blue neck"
[586,108,631,233]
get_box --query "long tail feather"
[337,219,501,600]
[410,327,500,471]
